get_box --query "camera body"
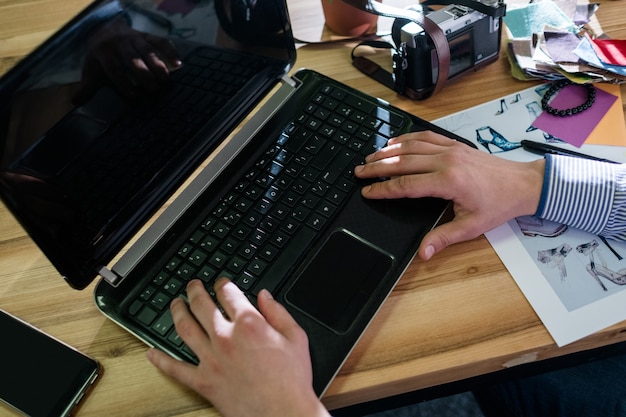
[393,1,505,99]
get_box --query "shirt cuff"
[535,154,617,235]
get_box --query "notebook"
[0,0,472,396]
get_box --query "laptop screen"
[0,0,296,289]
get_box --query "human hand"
[354,131,545,260]
[147,279,330,417]
[76,17,182,102]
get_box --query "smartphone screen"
[0,309,100,417]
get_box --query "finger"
[363,140,426,164]
[145,35,183,70]
[213,278,259,321]
[132,37,171,81]
[357,140,445,180]
[116,40,159,91]
[364,131,457,164]
[381,131,436,146]
[362,140,445,172]
[139,50,170,81]
[170,293,213,356]
[356,154,436,180]
[185,279,224,341]
[146,348,199,388]
[257,289,308,344]
[388,130,457,147]
[361,172,445,200]
[418,218,485,260]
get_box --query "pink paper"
[532,84,618,147]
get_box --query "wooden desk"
[1,0,625,415]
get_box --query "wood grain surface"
[0,0,625,415]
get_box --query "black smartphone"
[0,309,100,417]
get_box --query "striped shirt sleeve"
[535,154,626,241]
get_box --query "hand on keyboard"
[147,279,331,417]
[355,130,545,260]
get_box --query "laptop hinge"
[281,74,297,88]
[98,266,124,287]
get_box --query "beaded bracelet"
[541,80,596,117]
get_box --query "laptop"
[0,0,472,396]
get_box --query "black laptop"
[0,0,469,396]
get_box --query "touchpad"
[285,230,394,334]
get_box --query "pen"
[520,140,620,164]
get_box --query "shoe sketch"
[475,126,522,153]
[577,239,626,291]
[534,84,551,97]
[495,98,508,115]
[516,216,568,237]
[525,101,540,132]
[524,102,566,141]
[543,132,563,143]
[537,243,572,282]
[600,236,623,261]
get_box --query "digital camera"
[391,0,506,99]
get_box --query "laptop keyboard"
[126,82,407,357]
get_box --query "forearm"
[536,154,626,240]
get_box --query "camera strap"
[352,38,428,97]
[350,0,505,99]
[351,7,449,99]
[351,40,405,92]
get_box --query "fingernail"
[215,277,231,286]
[423,245,435,260]
[259,289,274,300]
[361,185,371,194]
[354,165,363,173]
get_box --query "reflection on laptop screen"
[0,0,296,288]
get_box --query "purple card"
[157,0,196,16]
[532,84,618,147]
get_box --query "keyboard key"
[150,292,171,310]
[259,244,279,262]
[129,300,143,316]
[140,286,157,301]
[137,306,158,326]
[153,310,175,336]
[167,329,184,347]
[198,265,216,283]
[227,257,246,274]
[188,249,208,266]
[175,263,196,281]
[163,278,184,296]
[246,258,268,277]
[321,150,354,184]
[236,273,256,291]
[209,251,228,269]
[307,214,327,231]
